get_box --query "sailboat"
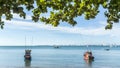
[24,36,32,60]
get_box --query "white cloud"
[3,17,120,37]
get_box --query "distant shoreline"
[0,45,119,47]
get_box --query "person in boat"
[24,50,31,60]
[84,51,94,60]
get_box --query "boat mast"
[31,36,33,49]
[25,36,27,50]
[31,36,33,46]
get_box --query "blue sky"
[0,6,120,46]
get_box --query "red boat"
[84,51,94,60]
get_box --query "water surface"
[0,46,120,68]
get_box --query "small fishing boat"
[24,50,31,60]
[84,51,94,61]
[24,36,32,60]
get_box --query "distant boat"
[54,46,59,48]
[105,45,111,51]
[105,48,110,51]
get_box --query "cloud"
[2,16,120,37]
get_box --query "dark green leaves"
[0,0,119,29]
[105,22,113,30]
[0,21,4,29]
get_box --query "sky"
[0,6,120,46]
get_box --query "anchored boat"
[24,50,31,60]
[84,51,94,61]
[24,36,32,60]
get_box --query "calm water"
[0,46,120,68]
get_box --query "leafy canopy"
[0,0,120,29]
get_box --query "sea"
[0,45,120,68]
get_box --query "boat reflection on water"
[84,59,93,68]
[24,59,31,67]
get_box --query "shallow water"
[0,46,120,68]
